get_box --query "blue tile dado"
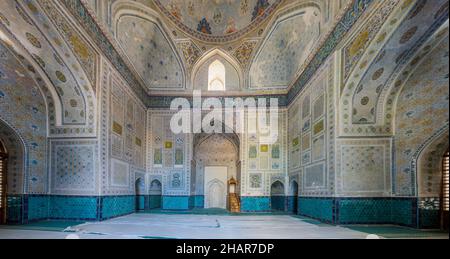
[27,195,49,221]
[162,196,190,210]
[296,197,417,227]
[193,196,205,208]
[241,197,271,212]
[298,197,334,223]
[419,209,441,229]
[148,195,162,209]
[390,198,416,227]
[287,196,298,214]
[336,198,416,227]
[137,196,145,211]
[337,198,392,224]
[270,196,286,211]
[6,195,23,223]
[50,196,99,220]
[101,196,135,220]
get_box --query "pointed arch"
[208,60,226,91]
[191,49,243,91]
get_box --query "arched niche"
[135,177,145,211]
[0,119,27,223]
[289,180,299,214]
[393,33,449,196]
[270,180,285,211]
[149,179,162,209]
[193,127,241,210]
[191,49,242,91]
[0,39,48,196]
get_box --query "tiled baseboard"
[6,194,441,229]
[298,197,421,228]
[241,196,271,212]
[6,195,137,224]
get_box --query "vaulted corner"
[112,1,186,92]
[0,0,97,137]
[339,0,449,137]
[249,4,322,90]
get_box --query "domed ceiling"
[116,15,185,90]
[153,0,283,42]
[250,7,321,89]
[99,0,339,94]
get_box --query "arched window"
[208,60,226,91]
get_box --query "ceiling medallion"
[153,0,283,43]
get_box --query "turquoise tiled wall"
[270,196,286,211]
[297,197,416,226]
[298,197,334,223]
[5,194,426,228]
[287,196,298,214]
[338,199,392,224]
[148,195,162,209]
[337,198,416,226]
[28,196,49,221]
[241,197,271,212]
[193,196,205,208]
[189,195,205,209]
[390,199,416,227]
[50,196,99,220]
[101,196,135,220]
[136,196,145,211]
[162,196,190,210]
[6,195,23,223]
[419,209,440,229]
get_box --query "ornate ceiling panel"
[0,0,97,136]
[339,0,449,137]
[249,6,321,89]
[116,15,185,91]
[153,0,283,43]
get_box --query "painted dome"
[154,0,283,42]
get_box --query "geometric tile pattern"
[52,143,96,194]
[241,197,271,212]
[394,34,449,196]
[0,41,47,195]
[50,196,98,220]
[101,196,135,220]
[250,7,320,89]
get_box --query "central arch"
[193,129,241,212]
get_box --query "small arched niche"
[192,50,242,91]
[271,181,285,212]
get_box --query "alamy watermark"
[170,91,280,144]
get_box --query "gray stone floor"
[0,213,448,239]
